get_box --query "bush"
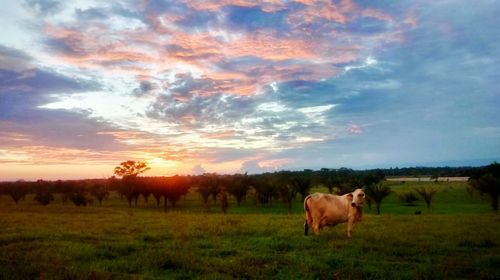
[34,192,54,206]
[69,192,88,206]
[398,192,420,206]
[415,187,438,210]
[6,181,29,204]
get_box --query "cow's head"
[347,188,365,208]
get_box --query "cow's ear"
[346,193,353,201]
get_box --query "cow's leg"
[319,217,329,232]
[312,218,321,235]
[305,206,314,236]
[347,218,354,238]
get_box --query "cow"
[304,188,365,238]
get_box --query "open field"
[386,176,470,182]
[0,181,499,279]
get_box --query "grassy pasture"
[0,181,499,279]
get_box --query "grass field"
[0,181,499,279]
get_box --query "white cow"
[304,188,365,238]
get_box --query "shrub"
[6,182,28,204]
[364,183,392,215]
[34,192,54,206]
[398,192,420,206]
[69,192,88,206]
[415,187,438,210]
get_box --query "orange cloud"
[362,8,393,22]
[185,0,286,12]
[0,132,32,144]
[40,1,400,101]
[227,32,318,61]
[288,1,346,24]
[205,130,236,139]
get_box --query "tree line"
[0,162,498,212]
[0,167,385,212]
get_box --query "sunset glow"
[1,0,499,180]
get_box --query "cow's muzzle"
[351,202,357,207]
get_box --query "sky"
[1,0,499,180]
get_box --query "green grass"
[0,181,499,279]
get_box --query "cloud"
[0,45,34,72]
[75,7,107,21]
[191,164,206,175]
[3,0,498,178]
[34,0,404,101]
[0,45,101,111]
[0,45,130,157]
[23,0,61,16]
[346,123,363,134]
[239,160,269,174]
[145,79,338,153]
[133,81,155,96]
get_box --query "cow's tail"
[304,195,312,236]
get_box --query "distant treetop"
[114,160,150,178]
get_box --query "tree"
[226,173,251,206]
[113,161,149,207]
[7,181,28,204]
[140,185,152,204]
[220,186,228,214]
[430,174,439,182]
[398,192,420,206]
[34,191,54,206]
[69,192,88,206]
[364,183,392,215]
[114,160,150,178]
[68,182,88,207]
[90,182,109,206]
[292,171,313,201]
[252,174,279,206]
[150,178,164,207]
[362,172,385,188]
[164,175,190,210]
[415,187,438,210]
[335,168,359,194]
[469,162,500,212]
[197,174,218,211]
[274,171,296,214]
[117,176,141,207]
[318,169,340,194]
[33,180,54,206]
